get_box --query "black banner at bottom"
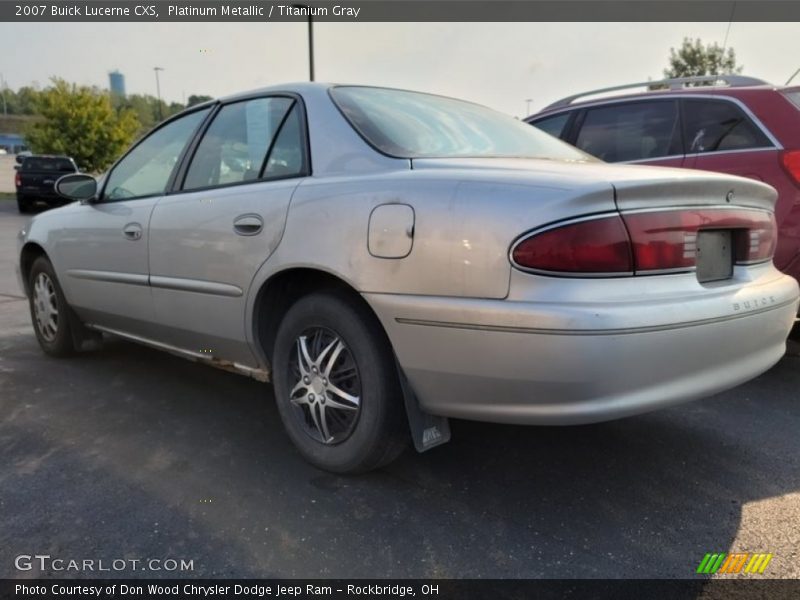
[3,579,800,600]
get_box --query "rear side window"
[575,101,680,162]
[183,97,305,191]
[682,99,772,153]
[530,113,571,139]
[22,158,75,172]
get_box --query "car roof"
[217,81,332,103]
[532,76,784,118]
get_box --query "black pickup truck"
[15,155,79,213]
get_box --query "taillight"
[511,215,634,275]
[622,209,776,270]
[15,172,21,187]
[780,149,800,186]
[511,208,776,277]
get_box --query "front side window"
[530,113,571,139]
[330,86,591,161]
[682,99,772,153]
[103,108,210,201]
[575,101,680,162]
[183,97,304,191]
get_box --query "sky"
[1,21,799,117]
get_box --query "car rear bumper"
[365,271,799,425]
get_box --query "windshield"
[330,86,593,161]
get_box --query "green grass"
[0,193,15,200]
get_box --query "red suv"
[526,76,800,281]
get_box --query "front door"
[54,107,212,336]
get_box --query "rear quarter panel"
[248,170,617,300]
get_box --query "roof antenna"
[786,68,800,86]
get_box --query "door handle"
[233,214,263,236]
[122,222,143,241]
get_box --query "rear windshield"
[330,86,592,161]
[22,158,75,172]
[783,90,800,110]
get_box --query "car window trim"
[174,92,311,194]
[98,104,216,204]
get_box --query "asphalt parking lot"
[0,198,799,580]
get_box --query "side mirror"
[15,154,26,165]
[56,173,98,202]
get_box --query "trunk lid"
[411,157,777,213]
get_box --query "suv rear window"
[22,158,75,172]
[575,100,680,162]
[683,99,772,153]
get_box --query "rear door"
[570,99,685,168]
[147,95,309,366]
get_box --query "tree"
[24,78,140,172]
[187,94,213,107]
[664,37,743,80]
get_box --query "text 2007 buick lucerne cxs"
[16,84,800,472]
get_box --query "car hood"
[410,157,778,213]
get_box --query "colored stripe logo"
[696,552,773,574]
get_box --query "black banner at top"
[3,1,800,22]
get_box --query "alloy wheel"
[287,327,362,445]
[32,272,59,342]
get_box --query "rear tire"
[28,256,77,357]
[272,291,408,473]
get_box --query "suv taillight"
[14,172,21,187]
[780,150,800,186]
[511,209,776,276]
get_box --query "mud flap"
[396,360,451,453]
[67,308,102,351]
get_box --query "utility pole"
[292,4,315,81]
[153,67,164,120]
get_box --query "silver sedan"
[16,84,800,473]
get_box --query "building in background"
[0,133,28,154]
[109,70,126,97]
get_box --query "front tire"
[272,291,408,473]
[28,256,76,357]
